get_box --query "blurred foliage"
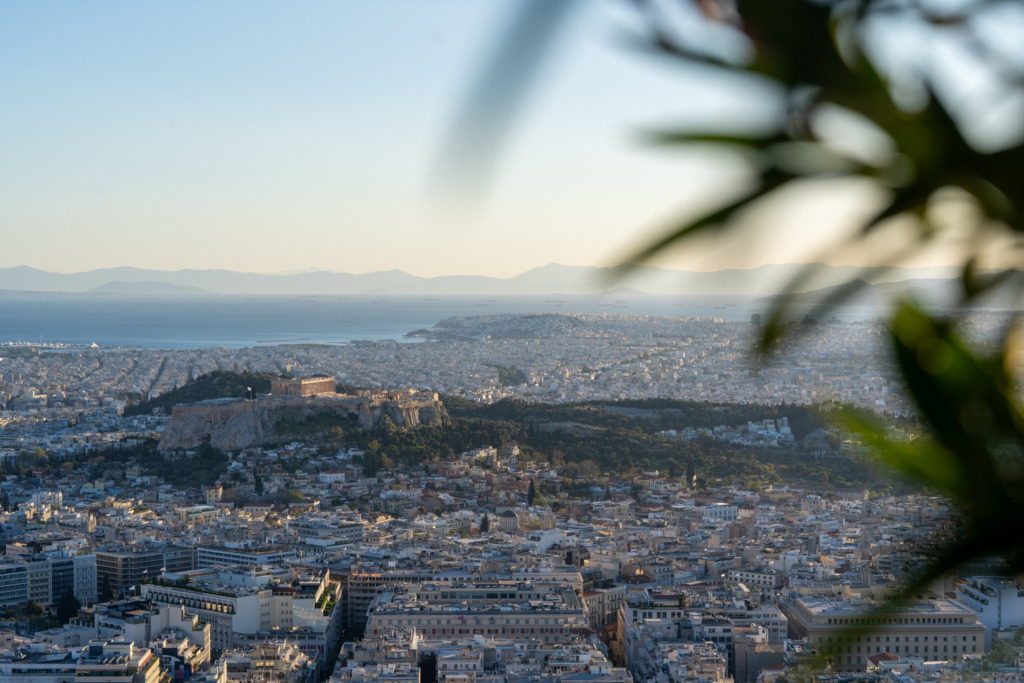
[619,0,1024,340]
[617,0,1024,589]
[439,0,1024,658]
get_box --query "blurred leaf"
[842,412,965,498]
[643,130,788,148]
[885,304,1024,532]
[430,0,580,199]
[757,274,884,352]
[619,168,796,270]
[861,183,931,232]
[433,1,1024,619]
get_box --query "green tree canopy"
[56,591,81,625]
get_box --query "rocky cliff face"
[158,395,446,451]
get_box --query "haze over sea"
[0,294,896,350]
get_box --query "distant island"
[84,280,211,295]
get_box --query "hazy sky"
[0,1,986,277]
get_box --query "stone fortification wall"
[171,401,254,422]
[159,393,446,451]
[354,388,439,402]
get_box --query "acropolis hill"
[158,377,446,451]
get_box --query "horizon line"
[0,260,968,280]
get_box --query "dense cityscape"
[5,0,1023,679]
[0,312,1018,683]
[0,312,920,455]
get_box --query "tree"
[56,591,81,624]
[686,458,696,490]
[99,575,113,603]
[480,513,490,533]
[254,474,264,496]
[527,479,536,506]
[362,451,378,477]
[23,600,43,617]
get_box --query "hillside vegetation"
[123,371,277,416]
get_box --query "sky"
[0,1,1002,278]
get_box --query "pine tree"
[604,486,611,501]
[56,591,81,624]
[363,452,379,478]
[480,513,490,533]
[527,479,536,506]
[686,458,696,490]
[99,575,113,603]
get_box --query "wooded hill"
[116,371,893,490]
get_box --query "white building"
[0,554,96,608]
[700,504,738,523]
[76,640,162,683]
[955,576,1024,632]
[141,567,341,659]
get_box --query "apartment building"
[195,544,298,569]
[76,640,162,683]
[95,546,196,597]
[955,576,1024,631]
[366,581,588,643]
[0,554,96,607]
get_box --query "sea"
[0,293,893,350]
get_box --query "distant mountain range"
[756,272,1024,308]
[0,263,969,298]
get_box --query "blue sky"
[0,1,983,277]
